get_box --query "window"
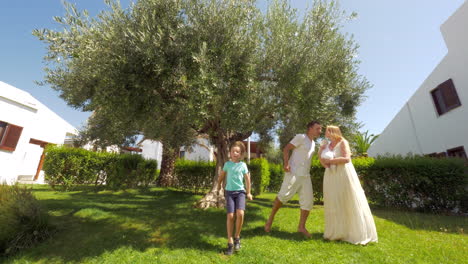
[447,146,467,159]
[0,121,23,152]
[431,79,461,116]
[179,150,186,159]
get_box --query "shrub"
[362,155,466,213]
[43,145,103,190]
[267,163,284,192]
[174,159,215,193]
[248,158,270,196]
[0,185,51,256]
[43,146,158,190]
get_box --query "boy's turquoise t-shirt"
[223,161,249,191]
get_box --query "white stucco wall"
[0,81,77,184]
[139,139,163,170]
[369,2,468,157]
[138,137,214,170]
[182,138,214,162]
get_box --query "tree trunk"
[157,143,178,187]
[195,133,230,209]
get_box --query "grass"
[2,185,466,264]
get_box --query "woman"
[319,125,378,245]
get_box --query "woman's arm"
[329,140,351,165]
[244,173,253,200]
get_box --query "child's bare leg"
[227,213,235,243]
[235,209,244,238]
[265,197,282,232]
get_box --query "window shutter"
[441,79,461,109]
[0,124,23,151]
[431,89,444,115]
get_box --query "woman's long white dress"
[323,141,378,245]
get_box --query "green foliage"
[267,162,284,192]
[353,130,379,156]
[248,158,270,195]
[43,146,158,190]
[43,145,104,190]
[0,185,51,256]
[361,156,467,213]
[173,159,215,194]
[310,155,466,213]
[34,0,370,197]
[106,154,158,190]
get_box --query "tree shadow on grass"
[371,207,466,234]
[242,226,324,242]
[249,197,301,209]
[9,188,265,263]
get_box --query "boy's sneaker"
[224,243,234,255]
[234,237,241,251]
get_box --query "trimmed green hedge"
[310,155,466,213]
[267,163,284,192]
[174,159,215,194]
[0,185,51,256]
[43,146,157,190]
[361,156,467,213]
[248,158,270,195]
[44,145,467,213]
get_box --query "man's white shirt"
[288,134,315,176]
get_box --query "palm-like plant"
[353,130,379,157]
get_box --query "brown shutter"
[441,79,461,109]
[431,89,443,115]
[0,124,23,151]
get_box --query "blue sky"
[0,0,465,136]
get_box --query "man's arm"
[283,143,296,172]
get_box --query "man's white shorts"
[277,172,313,211]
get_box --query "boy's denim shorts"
[225,190,246,213]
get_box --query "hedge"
[174,159,215,194]
[43,146,158,190]
[361,156,467,213]
[267,163,284,192]
[248,158,270,195]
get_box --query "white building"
[138,136,264,169]
[368,1,468,158]
[0,81,77,184]
[138,136,215,170]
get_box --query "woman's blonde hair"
[326,125,345,141]
[326,125,352,155]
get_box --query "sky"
[0,0,465,136]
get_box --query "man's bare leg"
[298,209,311,237]
[264,197,283,232]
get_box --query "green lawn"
[3,185,466,264]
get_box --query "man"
[264,121,322,237]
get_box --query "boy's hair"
[230,141,246,155]
[307,121,321,129]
